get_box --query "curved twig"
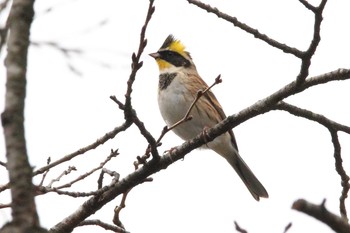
[275,101,350,218]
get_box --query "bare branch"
[292,199,350,233]
[298,0,317,12]
[275,101,350,217]
[38,157,51,186]
[55,149,119,190]
[78,220,129,233]
[234,221,248,233]
[47,166,77,188]
[37,187,97,198]
[275,101,350,134]
[187,0,303,57]
[0,203,11,209]
[37,179,118,198]
[98,168,120,190]
[329,130,350,220]
[33,122,131,176]
[0,160,6,167]
[49,68,350,233]
[118,0,158,159]
[112,177,152,230]
[295,0,328,86]
[284,222,292,233]
[187,0,328,87]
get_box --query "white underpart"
[157,67,234,154]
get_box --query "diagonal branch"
[275,101,350,134]
[187,0,303,57]
[49,68,350,233]
[33,122,131,176]
[187,0,328,87]
[0,123,131,193]
[292,199,350,233]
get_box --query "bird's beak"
[149,52,160,59]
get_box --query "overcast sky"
[1,0,350,232]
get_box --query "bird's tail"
[226,152,269,201]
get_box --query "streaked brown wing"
[188,73,239,151]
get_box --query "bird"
[149,34,268,201]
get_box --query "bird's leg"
[201,126,211,146]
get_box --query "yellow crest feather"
[160,35,188,57]
[168,39,186,55]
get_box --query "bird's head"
[149,35,194,71]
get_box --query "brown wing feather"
[186,73,239,151]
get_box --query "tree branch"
[329,130,350,220]
[275,101,350,134]
[78,220,129,233]
[274,101,350,218]
[295,0,327,86]
[1,0,44,231]
[49,68,350,233]
[292,199,350,233]
[33,122,131,176]
[119,0,158,159]
[187,0,303,57]
[234,221,248,233]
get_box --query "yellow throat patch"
[156,59,172,70]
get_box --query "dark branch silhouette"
[293,199,350,233]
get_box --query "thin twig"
[78,219,129,233]
[234,221,248,233]
[275,101,350,217]
[38,157,51,186]
[283,222,292,233]
[0,160,6,167]
[159,75,223,145]
[98,168,120,189]
[37,179,118,198]
[112,177,153,229]
[115,0,158,159]
[33,121,131,176]
[47,166,77,188]
[54,149,119,190]
[0,203,11,209]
